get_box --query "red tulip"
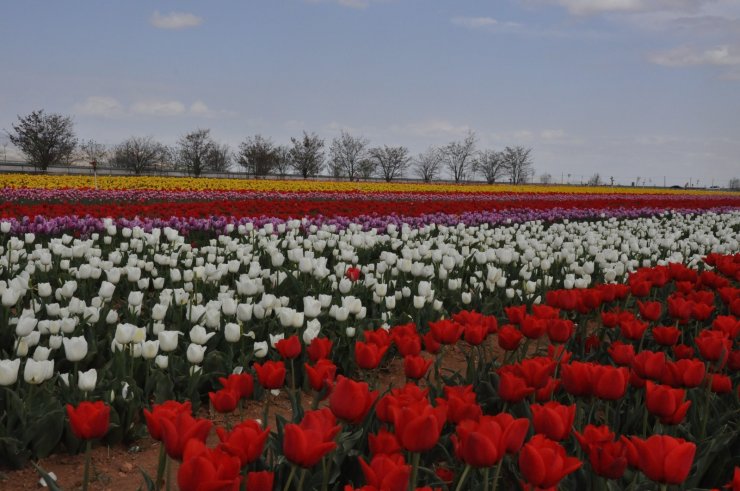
[497,325,523,351]
[712,315,740,340]
[531,401,576,441]
[672,343,695,360]
[631,350,666,381]
[428,319,464,345]
[519,435,581,489]
[355,341,389,369]
[510,357,556,389]
[452,414,528,467]
[422,331,441,354]
[453,310,498,333]
[218,373,254,400]
[661,359,706,388]
[574,424,615,450]
[66,401,110,441]
[369,429,402,457]
[488,413,530,454]
[329,376,377,424]
[546,318,574,344]
[143,400,192,441]
[359,454,410,491]
[283,409,339,468]
[160,411,213,460]
[246,471,274,491]
[710,373,732,394]
[403,354,433,380]
[375,383,429,423]
[638,301,662,321]
[364,328,392,348]
[608,341,635,366]
[346,266,361,282]
[593,365,630,401]
[254,361,286,389]
[216,419,269,467]
[463,323,488,345]
[305,359,337,392]
[651,326,680,346]
[276,335,302,359]
[393,403,446,452]
[561,361,593,397]
[178,440,241,491]
[630,435,696,484]
[645,381,691,425]
[587,438,631,480]
[520,315,547,339]
[394,334,422,357]
[620,319,648,341]
[630,280,652,298]
[497,371,534,403]
[695,330,731,363]
[437,385,482,424]
[209,388,239,413]
[505,305,527,324]
[307,337,333,362]
[532,304,560,319]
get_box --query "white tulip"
[224,323,241,343]
[186,343,207,364]
[253,341,268,358]
[63,335,88,362]
[98,281,116,300]
[15,317,38,337]
[141,340,160,360]
[115,323,137,344]
[189,325,216,345]
[0,358,21,385]
[37,283,52,298]
[78,368,97,392]
[155,355,169,370]
[23,359,54,384]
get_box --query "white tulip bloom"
[186,343,207,364]
[78,368,97,392]
[63,336,88,362]
[24,359,54,384]
[0,358,21,385]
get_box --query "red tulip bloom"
[667,296,693,322]
[178,440,241,491]
[601,311,620,328]
[547,318,574,344]
[305,359,337,392]
[393,403,446,452]
[497,371,535,403]
[574,424,615,450]
[488,413,530,454]
[692,302,715,321]
[246,471,274,491]
[712,315,740,340]
[346,266,361,282]
[428,319,464,345]
[620,319,649,341]
[160,411,213,460]
[375,383,429,423]
[710,373,732,394]
[307,337,333,362]
[283,409,339,468]
[254,361,286,389]
[359,454,410,491]
[505,305,527,325]
[422,331,441,354]
[593,365,630,401]
[631,350,666,381]
[645,381,691,425]
[276,335,302,360]
[661,359,706,388]
[630,280,652,298]
[364,328,392,348]
[329,376,377,424]
[695,330,732,363]
[218,373,254,400]
[394,334,422,357]
[511,357,557,389]
[651,326,680,346]
[561,361,594,397]
[531,401,576,441]
[608,341,635,366]
[143,400,192,441]
[355,341,389,369]
[463,323,488,345]
[532,304,560,319]
[630,435,696,485]
[368,429,402,457]
[519,435,582,489]
[209,388,240,413]
[520,315,547,340]
[497,325,523,351]
[453,310,498,333]
[403,354,433,380]
[638,301,662,321]
[66,401,110,441]
[672,343,695,360]
[437,385,482,424]
[216,419,270,466]
[587,438,631,480]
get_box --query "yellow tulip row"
[0,173,730,195]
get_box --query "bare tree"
[441,131,476,183]
[238,135,278,176]
[274,145,292,177]
[328,131,369,181]
[356,158,376,180]
[289,132,324,179]
[475,149,506,184]
[176,129,227,177]
[209,143,232,173]
[502,146,534,184]
[728,177,740,190]
[587,173,602,186]
[414,147,443,183]
[110,136,169,175]
[7,110,77,171]
[78,139,108,165]
[369,145,410,182]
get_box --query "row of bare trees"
[5,110,535,182]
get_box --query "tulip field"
[1,174,739,491]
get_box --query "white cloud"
[391,119,472,139]
[73,96,124,117]
[150,11,203,30]
[541,129,566,140]
[650,45,740,66]
[131,100,187,117]
[451,16,499,28]
[540,0,711,16]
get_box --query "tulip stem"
[659,485,668,491]
[155,444,166,490]
[482,466,490,491]
[321,456,330,491]
[454,464,472,491]
[82,440,92,491]
[283,465,297,491]
[408,452,421,491]
[166,457,172,491]
[297,468,307,490]
[491,459,503,491]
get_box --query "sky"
[1,0,739,186]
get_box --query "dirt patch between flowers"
[1,342,491,491]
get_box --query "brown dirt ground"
[1,341,495,491]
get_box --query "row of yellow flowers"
[0,173,732,195]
